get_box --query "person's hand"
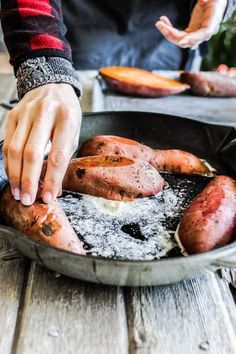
[156,0,227,49]
[216,64,236,77]
[3,83,82,206]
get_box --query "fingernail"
[12,188,21,200]
[21,193,32,206]
[43,191,53,204]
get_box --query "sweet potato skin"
[62,155,165,201]
[0,186,85,255]
[180,71,236,97]
[151,150,210,175]
[99,66,189,97]
[80,135,210,175]
[80,135,154,162]
[178,176,236,254]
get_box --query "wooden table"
[1,72,236,354]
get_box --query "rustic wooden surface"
[0,70,236,354]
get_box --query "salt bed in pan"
[59,172,212,261]
[59,185,188,261]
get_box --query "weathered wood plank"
[0,241,29,354]
[216,272,236,327]
[125,273,236,354]
[13,263,128,354]
[220,268,236,289]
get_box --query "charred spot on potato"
[41,222,55,237]
[76,168,86,179]
[111,157,121,163]
[31,216,39,227]
[119,189,125,197]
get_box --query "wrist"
[16,57,82,100]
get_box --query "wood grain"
[0,240,29,354]
[125,274,236,354]
[13,263,128,354]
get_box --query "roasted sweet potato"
[178,176,236,254]
[80,135,210,175]
[99,66,189,97]
[180,71,236,97]
[62,155,165,201]
[153,149,209,175]
[0,186,85,255]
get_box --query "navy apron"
[62,0,202,70]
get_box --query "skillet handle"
[212,250,236,269]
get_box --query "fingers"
[155,20,186,45]
[156,18,213,49]
[2,109,18,177]
[159,16,173,27]
[156,0,226,49]
[3,84,81,206]
[42,106,81,204]
[20,108,55,205]
[4,99,56,205]
[7,110,33,201]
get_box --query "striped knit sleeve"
[0,0,72,73]
[1,1,82,99]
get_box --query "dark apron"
[62,0,202,71]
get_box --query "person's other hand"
[156,0,227,49]
[3,83,81,206]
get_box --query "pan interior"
[59,173,212,261]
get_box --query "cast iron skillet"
[0,111,236,287]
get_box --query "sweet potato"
[80,135,210,175]
[178,176,236,254]
[153,149,209,175]
[0,186,86,255]
[180,71,236,97]
[99,66,189,97]
[62,155,165,201]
